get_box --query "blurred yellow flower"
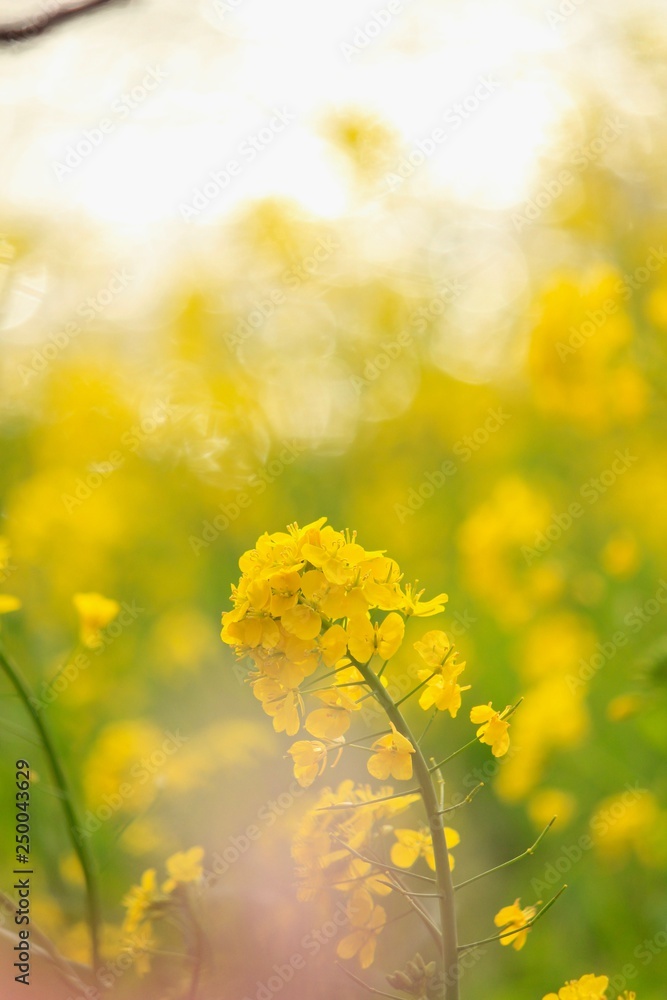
[367,724,415,781]
[337,902,386,969]
[0,594,21,613]
[162,846,204,892]
[122,868,160,934]
[414,630,451,667]
[494,897,536,950]
[305,688,360,739]
[252,676,302,735]
[528,788,576,830]
[543,973,610,1000]
[73,591,120,648]
[287,739,329,787]
[391,826,459,871]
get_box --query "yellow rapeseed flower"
[391,826,460,871]
[162,846,204,892]
[494,897,536,950]
[367,724,415,781]
[287,739,329,787]
[73,592,120,648]
[305,688,360,739]
[337,901,386,969]
[543,973,610,1000]
[470,702,511,757]
[346,612,405,663]
[122,869,161,934]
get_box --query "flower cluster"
[222,520,521,979]
[222,519,512,791]
[291,779,419,967]
[121,847,204,976]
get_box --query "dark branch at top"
[0,0,129,45]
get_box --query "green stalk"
[0,639,101,972]
[352,655,460,1000]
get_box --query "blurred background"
[1,0,667,997]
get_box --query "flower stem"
[353,655,460,1000]
[454,817,556,890]
[0,639,101,972]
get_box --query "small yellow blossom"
[542,973,610,1000]
[318,624,348,666]
[494,897,536,950]
[414,630,451,666]
[402,585,448,617]
[391,826,459,871]
[305,688,360,739]
[162,846,204,892]
[367,724,415,781]
[346,612,405,663]
[252,676,303,735]
[470,702,511,757]
[122,869,161,934]
[337,902,386,969]
[419,661,470,717]
[73,592,121,648]
[287,739,329,787]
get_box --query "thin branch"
[394,669,439,707]
[438,782,484,815]
[454,817,556,890]
[417,707,437,745]
[329,834,437,885]
[317,787,421,811]
[428,736,478,772]
[0,0,129,45]
[376,882,441,898]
